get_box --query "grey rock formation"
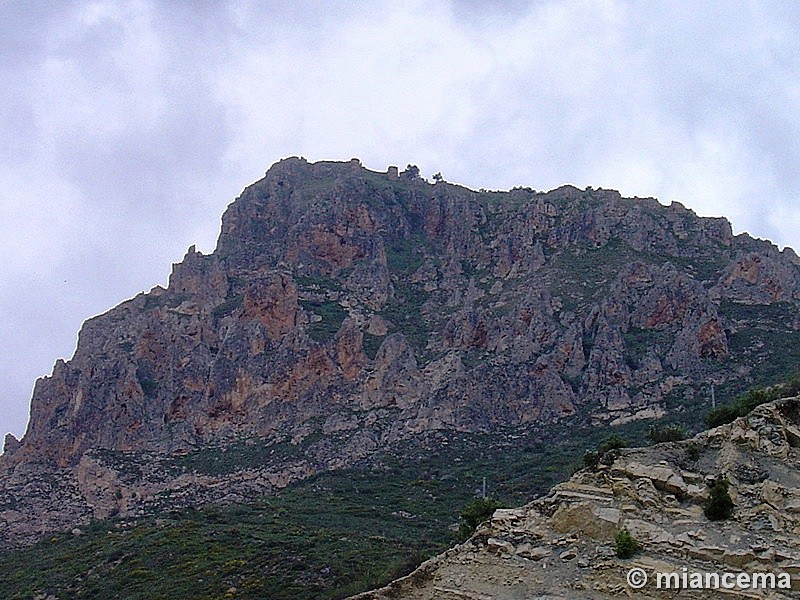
[354,397,800,599]
[2,157,800,548]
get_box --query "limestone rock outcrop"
[354,397,800,599]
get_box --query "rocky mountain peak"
[2,158,800,554]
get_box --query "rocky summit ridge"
[2,157,800,549]
[355,396,800,599]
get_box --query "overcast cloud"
[2,0,799,442]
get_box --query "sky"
[2,0,800,443]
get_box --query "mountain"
[2,157,800,578]
[355,394,800,598]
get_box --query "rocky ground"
[354,397,800,599]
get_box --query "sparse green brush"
[598,435,628,454]
[385,235,426,274]
[648,424,687,443]
[378,284,431,361]
[0,472,456,600]
[685,442,700,463]
[211,294,243,319]
[704,479,734,521]
[581,434,630,470]
[706,373,800,428]
[300,300,348,342]
[582,450,600,469]
[614,528,640,559]
[458,497,503,540]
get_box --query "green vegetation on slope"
[457,497,503,540]
[299,300,348,343]
[0,418,650,600]
[706,373,800,427]
[613,528,640,559]
[720,301,800,387]
[6,369,799,599]
[704,478,735,521]
[0,470,451,600]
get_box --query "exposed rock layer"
[354,397,800,599]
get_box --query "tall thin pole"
[711,383,716,409]
[482,477,487,500]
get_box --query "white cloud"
[214,0,495,177]
[0,165,84,275]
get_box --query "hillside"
[2,157,800,596]
[355,395,800,598]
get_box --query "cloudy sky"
[2,0,799,443]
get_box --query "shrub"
[614,528,639,559]
[648,424,687,443]
[600,449,621,466]
[582,450,599,469]
[704,479,734,521]
[582,435,629,471]
[211,294,243,319]
[135,366,158,398]
[685,442,700,463]
[706,404,740,428]
[458,497,502,540]
[598,435,628,454]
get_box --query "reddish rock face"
[713,251,800,304]
[242,274,298,339]
[10,161,800,463]
[3,157,800,546]
[698,318,728,359]
[728,254,761,284]
[300,225,364,270]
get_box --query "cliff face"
[2,157,800,546]
[354,397,800,599]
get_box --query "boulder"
[617,461,688,496]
